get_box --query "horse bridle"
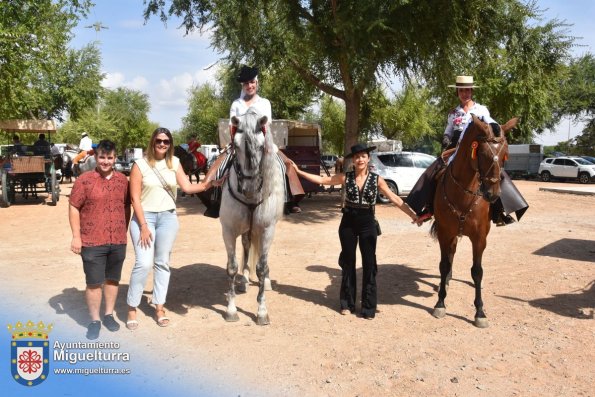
[472,135,507,187]
[443,131,507,236]
[231,141,265,198]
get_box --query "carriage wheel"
[1,170,12,207]
[50,165,59,205]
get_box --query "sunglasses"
[155,139,170,145]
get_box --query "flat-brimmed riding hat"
[237,65,259,83]
[81,132,88,137]
[344,143,376,158]
[448,75,479,89]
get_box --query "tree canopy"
[145,0,574,152]
[556,53,595,154]
[58,87,157,153]
[0,0,102,121]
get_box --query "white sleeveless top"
[135,157,180,212]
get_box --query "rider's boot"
[491,200,515,226]
[201,153,227,218]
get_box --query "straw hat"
[448,75,479,88]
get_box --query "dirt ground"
[1,179,594,396]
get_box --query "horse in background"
[220,108,285,325]
[174,145,208,183]
[430,115,518,328]
[61,147,79,183]
[62,147,96,180]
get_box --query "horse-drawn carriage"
[0,119,60,207]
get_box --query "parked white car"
[538,156,595,184]
[369,151,436,203]
[321,154,338,168]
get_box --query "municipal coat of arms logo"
[7,320,53,386]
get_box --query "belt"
[344,203,374,209]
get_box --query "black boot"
[204,199,220,218]
[494,211,515,227]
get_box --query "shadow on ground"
[533,238,595,263]
[499,280,594,319]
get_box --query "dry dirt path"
[1,180,593,396]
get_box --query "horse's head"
[230,109,269,199]
[469,115,518,203]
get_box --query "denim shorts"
[81,244,127,285]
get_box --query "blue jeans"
[127,210,179,307]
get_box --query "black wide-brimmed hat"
[344,143,376,158]
[237,65,259,83]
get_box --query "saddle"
[434,148,456,181]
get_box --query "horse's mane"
[242,107,284,221]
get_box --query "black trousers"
[338,208,378,317]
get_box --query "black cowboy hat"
[237,65,259,83]
[344,143,376,158]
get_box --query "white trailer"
[218,119,321,150]
[125,148,144,163]
[367,139,402,153]
[504,144,544,179]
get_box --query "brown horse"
[430,115,518,328]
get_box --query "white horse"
[220,108,285,325]
[63,148,96,178]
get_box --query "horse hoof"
[474,317,489,328]
[432,307,446,319]
[224,311,239,322]
[264,278,272,291]
[236,282,248,293]
[256,314,270,326]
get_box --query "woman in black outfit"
[287,144,419,319]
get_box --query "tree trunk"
[343,94,360,154]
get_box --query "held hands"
[211,175,227,187]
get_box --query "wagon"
[0,119,60,207]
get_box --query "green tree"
[450,18,574,142]
[555,53,595,154]
[180,65,318,146]
[368,83,441,148]
[318,95,345,155]
[0,1,99,121]
[145,0,572,153]
[180,83,227,144]
[58,87,155,153]
[102,88,153,150]
[218,63,318,120]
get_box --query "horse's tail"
[429,221,438,240]
[245,231,262,280]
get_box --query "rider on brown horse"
[405,76,528,226]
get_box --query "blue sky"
[69,0,595,145]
